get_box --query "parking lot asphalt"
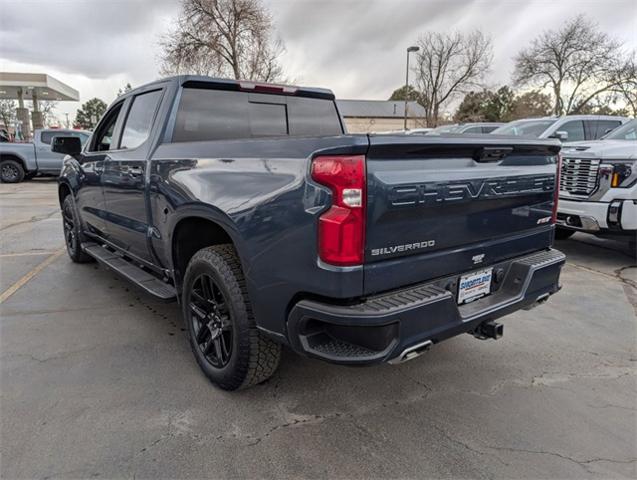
[1,179,635,480]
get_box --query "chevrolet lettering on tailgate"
[389,174,555,208]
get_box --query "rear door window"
[40,131,56,144]
[172,88,342,142]
[558,120,585,142]
[41,131,89,145]
[120,90,163,150]
[586,120,622,139]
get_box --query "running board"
[82,242,177,302]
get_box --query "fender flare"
[165,203,249,281]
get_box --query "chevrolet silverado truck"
[0,128,91,182]
[54,76,565,391]
[557,119,637,246]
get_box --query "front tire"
[182,245,281,391]
[0,159,25,183]
[61,196,93,263]
[555,227,575,240]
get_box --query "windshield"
[602,119,637,140]
[491,119,556,137]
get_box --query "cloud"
[0,0,635,119]
[272,0,637,99]
[0,0,177,78]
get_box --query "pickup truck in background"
[0,128,91,183]
[557,118,637,247]
[54,76,565,391]
[491,115,628,142]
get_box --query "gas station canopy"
[0,72,79,102]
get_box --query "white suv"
[491,115,628,142]
[556,119,637,243]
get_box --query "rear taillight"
[551,154,562,224]
[311,155,366,266]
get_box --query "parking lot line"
[0,248,64,304]
[0,251,60,258]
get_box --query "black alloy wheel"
[182,245,281,390]
[188,273,233,368]
[61,196,93,263]
[62,199,78,254]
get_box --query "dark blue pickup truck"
[54,76,565,390]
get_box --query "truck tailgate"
[364,135,560,294]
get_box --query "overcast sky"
[1,0,635,123]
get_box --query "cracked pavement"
[1,179,636,479]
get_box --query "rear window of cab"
[172,88,343,142]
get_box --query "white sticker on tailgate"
[458,268,493,305]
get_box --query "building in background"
[0,72,79,140]
[336,99,427,133]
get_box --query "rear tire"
[555,227,575,240]
[182,245,281,391]
[0,159,25,183]
[61,196,93,263]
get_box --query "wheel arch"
[171,214,244,292]
[0,153,28,174]
[58,181,73,208]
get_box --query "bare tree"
[610,54,637,117]
[414,31,492,126]
[514,15,636,115]
[160,0,285,82]
[39,100,58,127]
[117,83,133,97]
[0,99,16,131]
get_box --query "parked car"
[0,128,91,182]
[373,128,434,135]
[405,127,434,134]
[54,76,565,391]
[427,122,505,134]
[491,115,628,142]
[556,119,637,244]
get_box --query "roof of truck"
[123,75,336,100]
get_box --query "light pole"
[404,45,420,131]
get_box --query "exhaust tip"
[388,340,433,365]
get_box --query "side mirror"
[550,130,568,142]
[52,136,82,156]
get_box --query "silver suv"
[491,115,629,142]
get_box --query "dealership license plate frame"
[457,268,493,305]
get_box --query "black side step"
[82,242,177,302]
